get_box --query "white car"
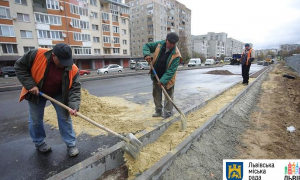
[97,64,124,74]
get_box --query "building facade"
[192,32,228,58]
[125,0,191,59]
[225,37,244,56]
[280,44,300,51]
[0,0,131,69]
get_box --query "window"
[71,19,89,29]
[110,4,119,15]
[37,30,63,39]
[113,37,119,44]
[113,26,119,33]
[112,15,118,22]
[20,30,33,38]
[1,44,18,54]
[46,0,59,10]
[94,49,100,54]
[123,39,127,45]
[39,45,53,49]
[102,13,109,21]
[92,24,99,30]
[123,49,127,54]
[73,33,91,41]
[121,19,126,24]
[35,13,61,25]
[103,36,110,43]
[15,0,27,5]
[113,48,119,54]
[122,29,126,35]
[90,12,98,19]
[74,47,91,55]
[0,25,15,37]
[93,36,100,43]
[70,4,88,16]
[90,0,97,6]
[17,13,30,22]
[23,46,35,52]
[0,7,11,19]
[104,48,110,54]
[102,24,110,31]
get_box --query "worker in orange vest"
[14,43,81,157]
[241,44,255,85]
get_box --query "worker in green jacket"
[143,32,182,118]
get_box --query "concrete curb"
[46,66,254,180]
[134,66,272,180]
[0,65,221,92]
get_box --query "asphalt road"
[0,65,264,180]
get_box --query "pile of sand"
[125,81,252,179]
[44,89,161,136]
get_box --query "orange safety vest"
[246,48,253,66]
[19,48,78,102]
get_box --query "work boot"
[152,112,162,117]
[36,142,51,153]
[67,146,79,157]
[162,112,172,118]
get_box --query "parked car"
[79,69,91,76]
[130,61,136,69]
[205,59,215,66]
[97,64,123,74]
[188,58,201,67]
[136,62,150,70]
[0,66,16,78]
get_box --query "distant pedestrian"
[14,43,81,156]
[143,32,181,118]
[241,44,255,85]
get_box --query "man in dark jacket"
[241,43,255,85]
[143,32,181,118]
[14,43,81,156]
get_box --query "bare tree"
[177,31,190,64]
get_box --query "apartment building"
[192,32,228,58]
[280,44,300,51]
[125,0,191,59]
[0,0,131,69]
[255,48,278,57]
[225,37,244,56]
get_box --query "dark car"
[0,66,16,78]
[79,69,91,76]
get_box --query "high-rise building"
[192,32,228,58]
[280,44,300,51]
[226,38,244,56]
[0,0,131,69]
[125,0,191,59]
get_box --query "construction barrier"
[285,55,300,75]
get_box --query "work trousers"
[242,64,251,84]
[152,79,174,115]
[28,94,76,147]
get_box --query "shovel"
[39,92,142,159]
[149,61,187,131]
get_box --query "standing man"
[241,43,255,85]
[14,43,81,157]
[143,32,181,118]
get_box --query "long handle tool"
[149,61,187,130]
[39,92,142,159]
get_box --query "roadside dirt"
[160,62,300,180]
[237,63,300,159]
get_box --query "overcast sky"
[176,0,300,50]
